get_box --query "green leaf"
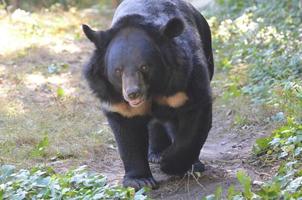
[134,187,148,200]
[257,181,281,199]
[31,135,49,157]
[203,194,215,200]
[0,165,15,183]
[227,185,239,200]
[294,147,302,156]
[236,171,253,199]
[0,189,4,200]
[253,137,271,155]
[286,177,302,193]
[57,87,65,98]
[48,63,69,74]
[214,186,223,200]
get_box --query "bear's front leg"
[105,112,158,190]
[148,119,172,164]
[160,102,212,175]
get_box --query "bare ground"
[148,103,272,199]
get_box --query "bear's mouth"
[128,98,145,107]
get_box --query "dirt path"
[148,102,270,199]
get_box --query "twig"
[186,173,190,194]
[191,172,206,190]
[171,175,187,193]
[253,170,271,177]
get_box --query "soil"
[148,104,271,199]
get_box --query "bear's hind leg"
[148,120,171,164]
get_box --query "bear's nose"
[127,89,142,100]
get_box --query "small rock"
[253,180,264,186]
[226,110,233,116]
[50,156,58,161]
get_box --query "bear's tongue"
[128,99,144,107]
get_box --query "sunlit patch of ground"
[0,7,109,57]
[0,7,114,169]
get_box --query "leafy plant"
[0,165,148,200]
[203,0,302,198]
[210,0,302,120]
[203,171,260,200]
[31,135,50,158]
[47,63,69,74]
[56,87,65,98]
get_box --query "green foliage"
[214,186,223,200]
[252,137,272,156]
[205,0,302,199]
[0,165,148,200]
[48,63,69,74]
[215,0,251,14]
[3,0,106,10]
[236,171,253,199]
[258,160,302,198]
[204,167,302,199]
[253,121,302,160]
[56,87,65,98]
[31,135,50,158]
[202,186,223,200]
[204,171,259,200]
[227,185,240,200]
[211,0,302,120]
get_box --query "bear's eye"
[115,68,122,76]
[140,65,149,72]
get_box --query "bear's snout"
[126,88,142,100]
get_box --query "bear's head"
[83,17,184,107]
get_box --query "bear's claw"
[123,177,159,191]
[148,152,162,164]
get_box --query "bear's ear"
[160,18,184,39]
[82,24,108,48]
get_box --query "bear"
[82,0,214,190]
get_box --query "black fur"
[83,0,214,190]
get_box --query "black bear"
[82,0,214,190]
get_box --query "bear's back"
[111,0,201,56]
[111,0,190,28]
